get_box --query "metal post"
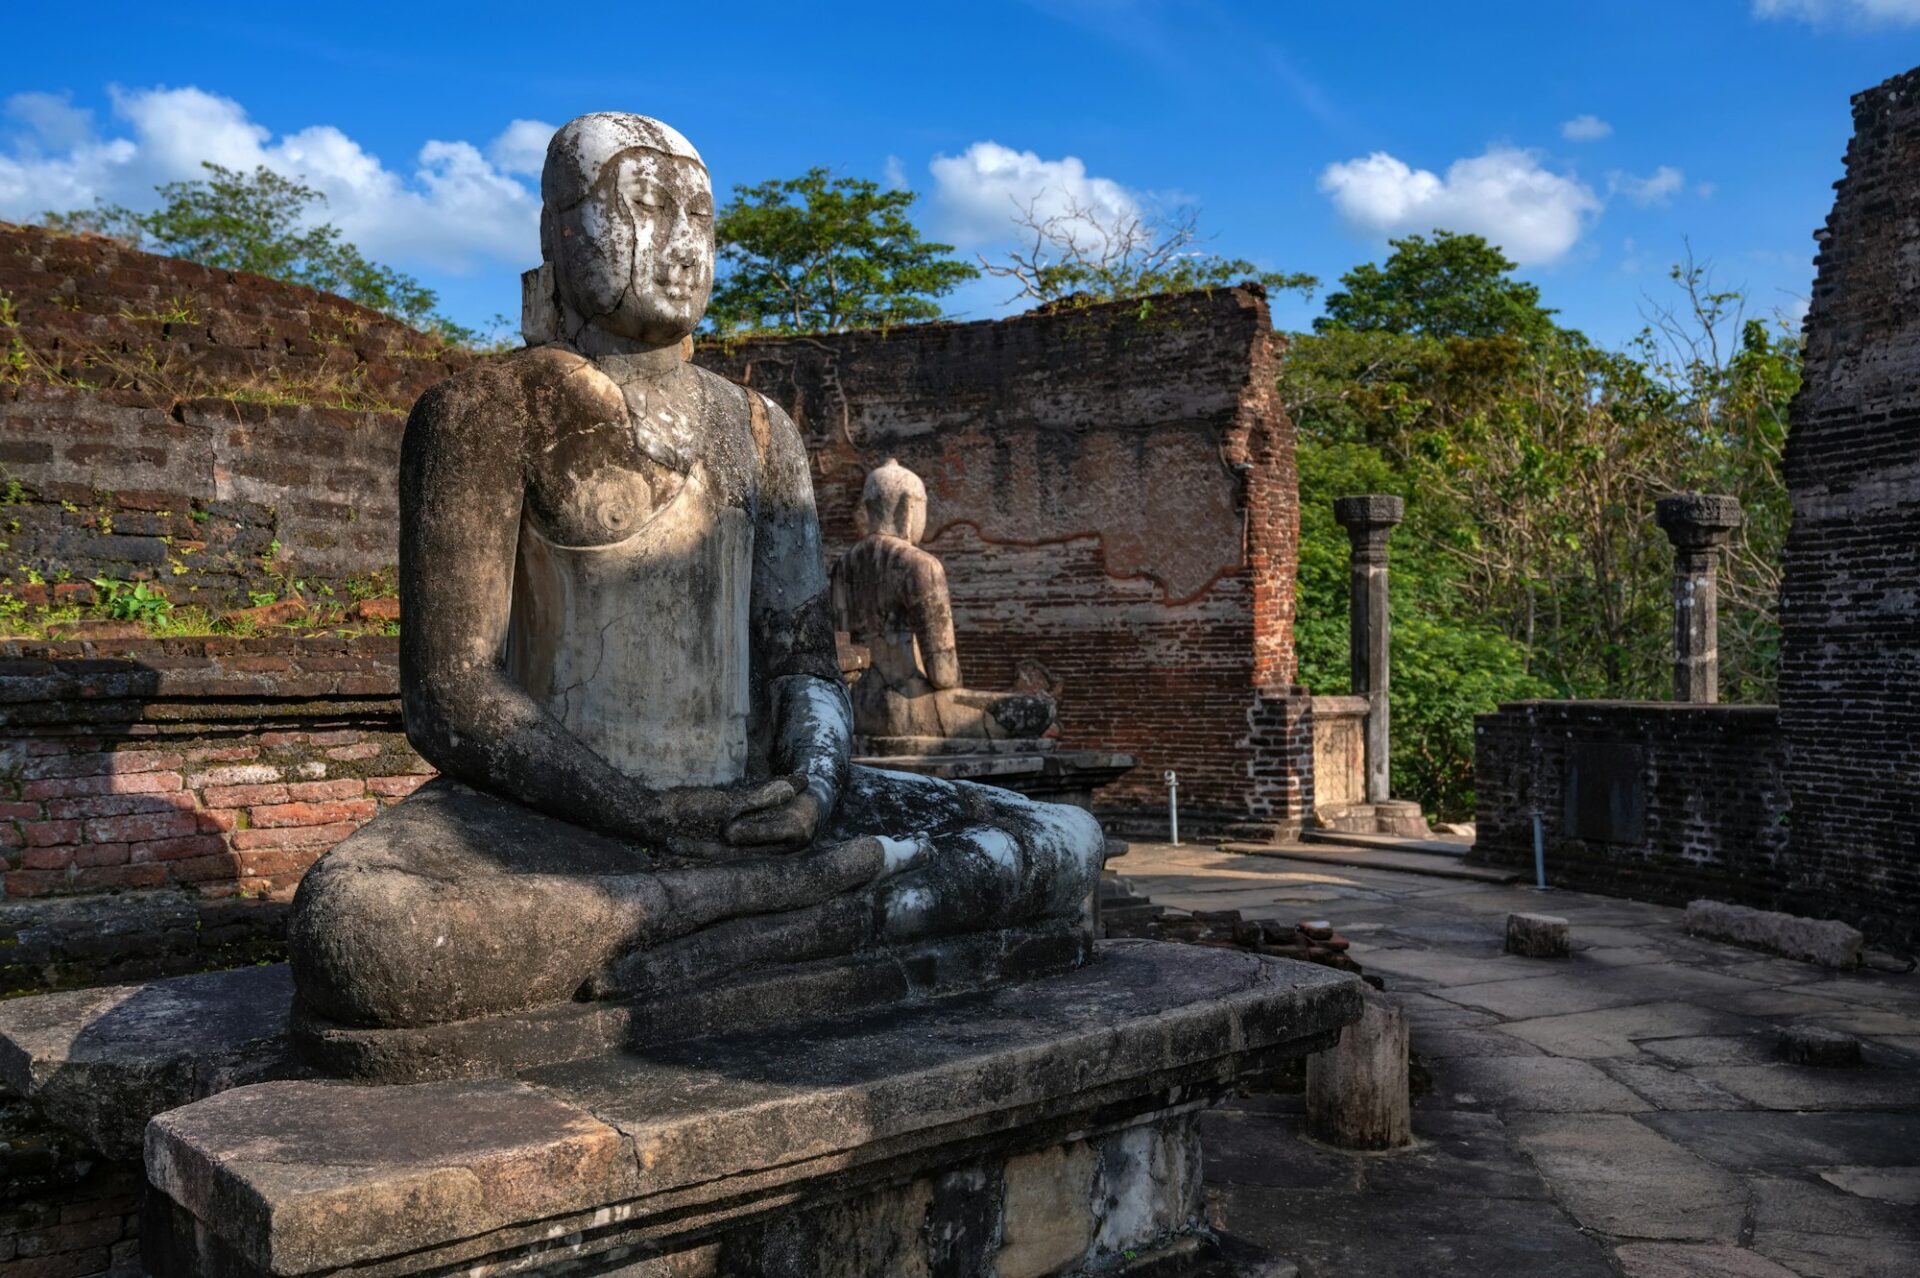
[1164,770,1180,846]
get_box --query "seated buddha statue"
[285,113,1106,1051]
[831,458,1059,753]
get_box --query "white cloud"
[4,92,95,151]
[1561,114,1613,142]
[1611,165,1686,206]
[882,154,908,191]
[927,141,1143,246]
[485,118,555,178]
[0,85,541,273]
[1754,0,1920,23]
[1317,146,1601,265]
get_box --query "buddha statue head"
[857,458,928,543]
[530,112,715,347]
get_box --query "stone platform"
[856,749,1138,811]
[94,942,1356,1277]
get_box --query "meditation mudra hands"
[653,774,824,859]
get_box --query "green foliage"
[1289,245,1796,816]
[1316,232,1558,344]
[89,577,173,625]
[47,164,477,344]
[1294,442,1548,818]
[984,198,1315,307]
[708,169,978,334]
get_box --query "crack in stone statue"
[832,458,1059,755]
[285,114,1106,1056]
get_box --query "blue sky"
[4,1,1917,347]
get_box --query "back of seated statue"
[286,113,1107,1046]
[831,458,1057,749]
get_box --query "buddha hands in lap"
[287,113,1107,1037]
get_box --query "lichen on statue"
[286,113,1107,1049]
[832,458,1060,753]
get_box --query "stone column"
[1654,494,1743,705]
[1333,496,1404,805]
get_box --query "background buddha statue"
[832,458,1058,752]
[285,113,1107,1055]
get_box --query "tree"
[46,163,474,343]
[707,169,977,334]
[1315,231,1558,344]
[983,196,1316,306]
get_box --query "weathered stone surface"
[1615,1242,1801,1278]
[1506,911,1571,957]
[0,963,296,1159]
[1684,899,1865,969]
[286,114,1109,1056]
[832,457,1057,749]
[1509,1113,1748,1241]
[1306,994,1410,1148]
[145,942,1360,1276]
[997,1140,1097,1277]
[1781,1022,1863,1066]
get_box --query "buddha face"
[543,115,715,346]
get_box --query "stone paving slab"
[1111,842,1920,1276]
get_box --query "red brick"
[5,870,63,897]
[45,792,195,820]
[21,846,74,871]
[22,820,81,848]
[286,779,365,801]
[197,809,239,833]
[83,810,198,843]
[202,783,289,807]
[247,800,377,829]
[324,743,382,761]
[166,852,244,884]
[186,765,281,789]
[366,775,427,798]
[69,863,165,890]
[72,842,130,868]
[237,848,322,878]
[0,801,42,820]
[18,750,181,781]
[19,772,183,800]
[231,821,359,851]
[131,834,226,862]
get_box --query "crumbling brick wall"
[0,637,428,991]
[1472,702,1789,906]
[698,288,1310,836]
[0,221,465,610]
[1776,67,1920,949]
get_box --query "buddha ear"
[521,263,561,347]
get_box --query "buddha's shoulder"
[411,346,624,425]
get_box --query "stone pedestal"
[128,943,1356,1277]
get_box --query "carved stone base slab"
[860,750,1138,811]
[143,942,1359,1277]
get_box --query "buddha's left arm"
[748,393,852,826]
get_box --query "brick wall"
[1775,67,1920,949]
[0,637,428,992]
[0,220,467,610]
[0,1098,141,1278]
[697,287,1311,835]
[1473,702,1790,906]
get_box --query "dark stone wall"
[1472,702,1789,907]
[697,288,1310,835]
[1776,68,1920,948]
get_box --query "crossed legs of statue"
[289,768,1106,1033]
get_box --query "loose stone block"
[1778,1023,1862,1067]
[1507,911,1572,958]
[1683,899,1864,969]
[1306,994,1411,1150]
